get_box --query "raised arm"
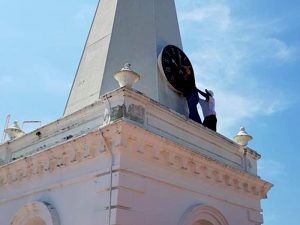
[197,88,209,100]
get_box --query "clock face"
[158,45,195,94]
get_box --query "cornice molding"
[0,87,260,177]
[102,121,273,199]
[106,122,273,200]
[0,121,272,200]
[0,132,103,187]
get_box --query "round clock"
[158,45,196,94]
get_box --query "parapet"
[0,87,260,176]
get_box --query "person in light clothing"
[198,89,217,131]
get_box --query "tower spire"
[64,0,187,116]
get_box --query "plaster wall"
[0,121,270,225]
[115,153,263,225]
[0,133,117,225]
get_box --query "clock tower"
[0,1,272,225]
[64,0,188,116]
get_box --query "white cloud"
[177,1,298,134]
[180,4,231,31]
[272,39,298,61]
[196,87,287,135]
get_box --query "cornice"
[107,121,273,199]
[0,120,272,200]
[0,132,103,188]
[0,87,260,177]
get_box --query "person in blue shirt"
[181,66,202,124]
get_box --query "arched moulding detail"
[10,201,60,225]
[178,204,229,225]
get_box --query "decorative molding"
[0,132,103,187]
[178,204,229,225]
[10,201,60,225]
[0,121,272,200]
[0,87,259,177]
[146,112,244,171]
[114,122,273,199]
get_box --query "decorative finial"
[114,63,140,88]
[233,127,253,146]
[4,121,25,140]
[122,63,132,70]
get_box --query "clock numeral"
[171,48,176,55]
[177,49,182,57]
[165,67,171,73]
[163,58,170,64]
[165,51,172,57]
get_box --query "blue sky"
[0,0,299,224]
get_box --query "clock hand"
[171,58,178,67]
[178,51,182,66]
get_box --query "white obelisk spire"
[64,0,188,116]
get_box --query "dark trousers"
[203,115,217,131]
[186,90,202,124]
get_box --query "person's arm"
[197,88,209,101]
[205,89,212,97]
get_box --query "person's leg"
[211,115,217,131]
[203,115,217,131]
[186,91,202,123]
[203,117,208,128]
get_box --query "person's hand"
[205,89,211,97]
[183,66,192,75]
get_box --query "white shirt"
[199,96,216,117]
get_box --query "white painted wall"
[0,121,270,225]
[64,0,188,117]
[0,88,272,225]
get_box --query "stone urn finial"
[4,121,25,140]
[114,63,140,88]
[233,127,253,146]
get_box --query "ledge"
[0,121,272,200]
[0,87,260,175]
